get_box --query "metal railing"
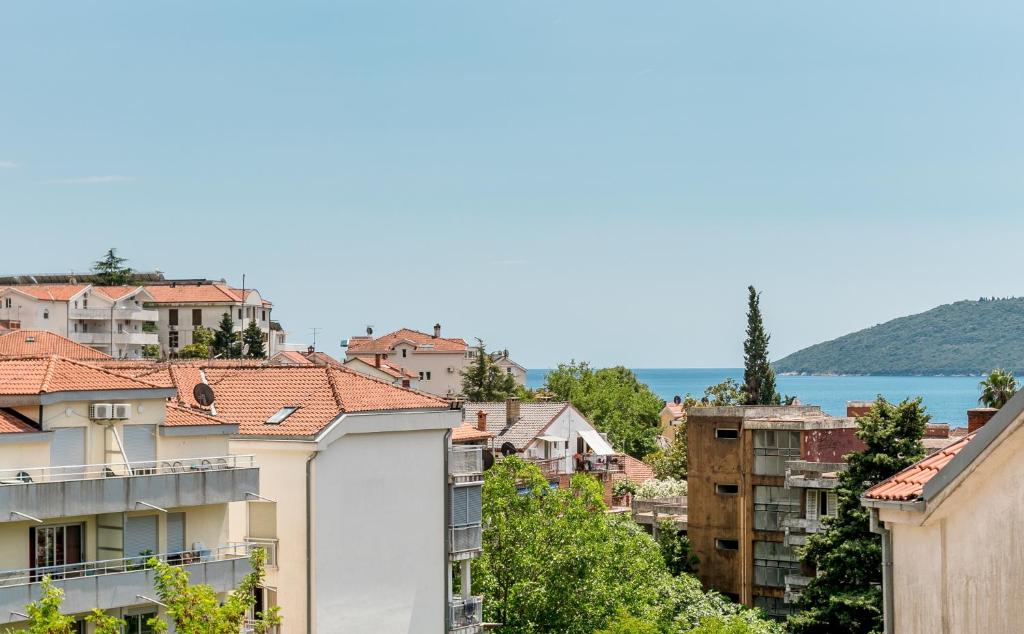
[69,308,159,321]
[580,454,626,474]
[527,457,568,478]
[244,537,278,568]
[72,331,159,345]
[448,595,483,630]
[449,525,482,555]
[449,446,483,475]
[0,543,250,588]
[0,455,256,485]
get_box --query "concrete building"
[0,284,159,358]
[861,404,1020,634]
[686,405,859,619]
[344,325,526,398]
[0,355,257,631]
[139,362,481,634]
[142,282,278,358]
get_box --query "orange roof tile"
[144,283,246,304]
[0,409,39,434]
[272,350,314,365]
[0,331,111,361]
[452,421,495,442]
[347,328,467,354]
[863,433,977,501]
[350,356,416,379]
[0,356,166,396]
[3,284,89,301]
[92,285,144,301]
[165,403,230,427]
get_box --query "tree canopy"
[461,339,518,401]
[212,313,240,358]
[788,396,928,634]
[91,248,135,286]
[242,319,266,359]
[179,325,214,359]
[544,361,662,458]
[743,286,779,405]
[979,368,1018,408]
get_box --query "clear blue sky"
[2,2,1023,368]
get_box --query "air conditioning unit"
[89,404,114,420]
[111,404,132,419]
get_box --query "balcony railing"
[71,331,159,346]
[449,446,483,476]
[448,595,483,631]
[449,525,482,558]
[244,537,278,569]
[529,457,569,478]
[0,455,255,485]
[580,454,626,474]
[69,308,159,321]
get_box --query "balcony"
[0,455,258,522]
[784,573,814,603]
[579,454,626,475]
[631,496,688,529]
[71,331,159,346]
[448,595,483,633]
[244,537,278,569]
[0,544,251,617]
[449,446,483,485]
[449,525,482,561]
[781,516,825,532]
[68,308,159,322]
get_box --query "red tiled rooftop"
[144,283,261,304]
[452,421,495,442]
[165,403,229,427]
[0,331,111,361]
[2,284,89,301]
[863,432,977,501]
[0,356,164,395]
[0,409,39,434]
[347,328,467,354]
[350,356,416,379]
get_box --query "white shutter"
[827,492,838,517]
[806,490,818,521]
[466,485,482,525]
[123,425,157,464]
[50,428,86,480]
[167,513,185,553]
[125,515,159,559]
[451,487,469,526]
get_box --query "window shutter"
[123,425,157,463]
[466,485,482,525]
[806,490,818,521]
[827,492,838,517]
[167,513,185,553]
[451,487,472,526]
[51,428,86,480]
[125,515,159,559]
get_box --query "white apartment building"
[143,282,279,358]
[0,355,259,631]
[344,325,525,398]
[136,362,484,634]
[0,284,159,358]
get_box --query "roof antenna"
[310,327,322,349]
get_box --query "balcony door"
[50,427,86,481]
[125,515,159,562]
[29,524,83,579]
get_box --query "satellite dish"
[500,442,516,457]
[193,383,215,407]
[673,395,682,405]
[482,451,495,470]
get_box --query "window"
[753,595,795,619]
[168,331,179,348]
[124,612,158,634]
[73,300,78,309]
[507,368,513,374]
[753,541,800,588]
[117,323,124,333]
[262,310,266,321]
[806,489,837,521]
[30,524,83,577]
[715,538,739,551]
[3,298,10,308]
[266,406,298,424]
[451,484,482,527]
[42,309,49,319]
[753,430,801,475]
[715,483,739,495]
[401,349,407,358]
[238,308,243,320]
[192,309,202,326]
[419,371,431,380]
[168,309,178,326]
[715,428,739,440]
[754,486,801,531]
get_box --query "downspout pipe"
[868,506,894,634]
[306,450,318,634]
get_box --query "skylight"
[266,406,298,425]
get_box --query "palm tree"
[979,368,1019,409]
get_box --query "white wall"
[523,407,598,474]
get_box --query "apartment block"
[0,356,259,631]
[686,405,859,619]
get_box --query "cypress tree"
[212,312,239,358]
[460,339,517,401]
[743,285,779,405]
[242,320,266,359]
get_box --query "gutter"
[306,449,318,634]
[868,506,894,634]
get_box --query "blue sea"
[526,368,985,427]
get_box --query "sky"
[2,2,1023,368]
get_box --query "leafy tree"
[979,368,1019,408]
[212,313,240,358]
[702,379,746,406]
[242,320,266,358]
[645,434,688,480]
[461,339,518,401]
[743,286,779,405]
[8,577,76,633]
[656,519,699,576]
[146,548,280,633]
[91,248,135,286]
[179,326,214,359]
[85,610,125,634]
[789,396,928,634]
[142,344,161,359]
[545,361,662,458]
[688,614,776,634]
[595,610,662,634]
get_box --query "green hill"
[773,297,1024,376]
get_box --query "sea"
[526,368,986,427]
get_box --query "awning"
[579,429,615,456]
[537,434,567,443]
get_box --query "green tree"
[146,548,280,633]
[179,326,214,359]
[8,577,76,633]
[645,434,688,480]
[688,614,776,634]
[595,610,662,634]
[461,339,517,401]
[702,379,746,406]
[743,286,780,406]
[85,610,125,634]
[91,248,135,286]
[212,313,240,358]
[979,368,1019,409]
[788,396,928,634]
[242,320,266,358]
[141,344,160,359]
[656,519,699,576]
[544,361,662,458]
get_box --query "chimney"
[307,345,315,354]
[506,396,520,427]
[968,408,998,433]
[925,423,950,439]
[477,409,488,432]
[433,323,441,338]
[847,401,874,418]
[374,353,381,368]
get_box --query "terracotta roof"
[0,408,39,434]
[463,401,573,450]
[0,356,164,396]
[349,356,416,379]
[0,331,111,360]
[271,350,314,365]
[143,283,261,304]
[863,433,977,501]
[2,284,89,301]
[158,364,448,436]
[662,402,685,419]
[452,421,495,442]
[347,328,467,354]
[165,403,230,427]
[92,285,145,301]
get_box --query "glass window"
[124,612,157,634]
[753,541,800,588]
[754,486,801,531]
[168,309,178,326]
[192,309,202,326]
[753,595,796,619]
[168,331,179,348]
[753,430,801,475]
